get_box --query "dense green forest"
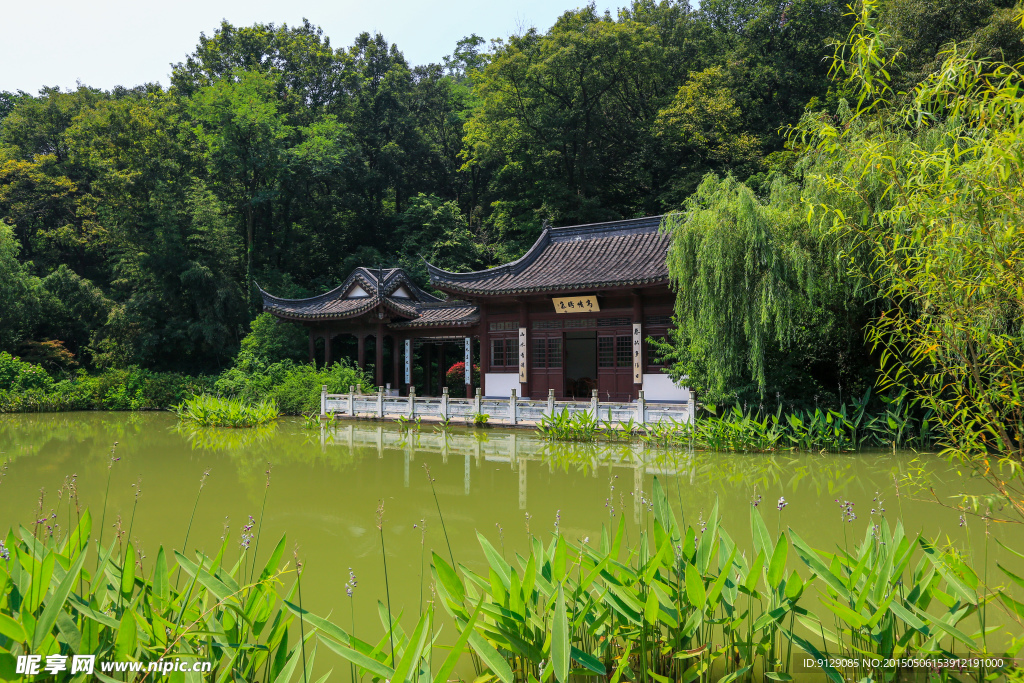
[1,0,1021,404]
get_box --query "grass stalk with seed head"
[176,468,211,589]
[377,499,395,663]
[294,546,308,683]
[96,442,120,568]
[248,463,272,586]
[424,463,454,567]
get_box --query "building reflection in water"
[320,423,695,524]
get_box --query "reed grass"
[173,394,280,427]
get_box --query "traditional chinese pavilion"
[258,215,689,402]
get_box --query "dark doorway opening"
[565,332,597,399]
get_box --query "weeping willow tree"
[796,0,1024,519]
[658,175,874,406]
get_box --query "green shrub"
[215,358,372,415]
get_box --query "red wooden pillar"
[437,343,446,392]
[479,305,489,397]
[392,335,401,394]
[356,334,366,370]
[375,323,385,388]
[423,342,432,395]
[308,330,316,365]
[324,333,333,367]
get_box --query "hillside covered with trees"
[1,0,1021,405]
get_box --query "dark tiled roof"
[258,267,479,328]
[388,303,479,329]
[426,216,670,295]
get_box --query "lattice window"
[616,336,632,367]
[533,319,563,330]
[564,318,596,329]
[491,338,517,367]
[645,315,671,327]
[533,337,563,368]
[489,321,519,331]
[598,336,615,368]
[532,338,547,368]
[547,338,563,368]
[598,317,630,327]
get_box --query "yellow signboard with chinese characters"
[552,296,600,313]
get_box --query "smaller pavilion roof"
[425,215,669,296]
[258,267,479,328]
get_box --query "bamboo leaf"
[153,546,169,604]
[782,630,843,683]
[392,610,431,683]
[553,584,570,683]
[766,534,788,590]
[751,505,773,557]
[121,542,136,598]
[684,563,706,611]
[478,531,512,589]
[320,637,395,680]
[32,547,86,651]
[435,598,485,683]
[432,551,466,607]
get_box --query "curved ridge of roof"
[426,215,668,295]
[258,267,478,325]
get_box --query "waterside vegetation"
[173,394,281,428]
[537,390,930,452]
[3,478,1021,682]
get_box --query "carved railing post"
[320,385,327,419]
[348,385,355,416]
[637,389,646,426]
[510,389,518,425]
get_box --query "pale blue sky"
[2,0,612,93]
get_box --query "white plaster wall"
[485,372,520,398]
[642,373,690,402]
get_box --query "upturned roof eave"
[431,276,671,298]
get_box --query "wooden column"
[324,333,333,367]
[479,304,489,397]
[423,342,432,396]
[375,323,385,388]
[308,330,316,365]
[357,334,366,369]
[437,343,446,392]
[392,335,401,394]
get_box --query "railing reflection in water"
[318,422,696,523]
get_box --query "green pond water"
[1,411,1022,667]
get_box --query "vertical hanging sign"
[404,339,411,384]
[632,323,643,384]
[518,327,527,382]
[464,337,471,384]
